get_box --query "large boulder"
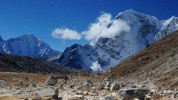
[45,75,57,86]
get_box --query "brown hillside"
[104,30,178,88]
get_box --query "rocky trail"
[0,73,177,100]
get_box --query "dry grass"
[0,73,64,87]
[0,73,66,100]
[101,30,178,88]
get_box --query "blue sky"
[0,0,177,51]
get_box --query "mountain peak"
[115,9,143,19]
[0,34,60,60]
[55,10,178,72]
[122,9,137,13]
[20,34,37,39]
[170,16,177,19]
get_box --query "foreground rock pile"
[0,74,178,100]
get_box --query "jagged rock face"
[0,34,60,60]
[56,44,95,71]
[55,10,178,72]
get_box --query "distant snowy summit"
[54,9,178,72]
[1,9,177,73]
[0,34,61,60]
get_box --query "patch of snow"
[90,61,105,73]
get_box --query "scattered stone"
[29,82,37,87]
[105,81,111,87]
[97,84,105,90]
[45,75,57,86]
[18,80,23,85]
[100,95,114,100]
[110,82,120,91]
[0,80,6,86]
[83,91,88,95]
[173,91,178,98]
[105,81,112,90]
[92,87,96,90]
[76,90,83,95]
[145,97,151,100]
[37,88,59,99]
[68,95,84,100]
[134,89,147,100]
[83,79,93,87]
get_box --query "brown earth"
[103,30,178,88]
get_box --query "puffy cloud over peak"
[52,12,130,42]
[82,13,130,42]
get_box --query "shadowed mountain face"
[0,34,61,61]
[104,30,178,88]
[0,53,77,74]
[54,10,178,72]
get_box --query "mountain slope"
[55,9,178,72]
[104,30,178,88]
[0,53,76,74]
[0,34,61,60]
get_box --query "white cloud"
[52,13,130,42]
[52,28,81,40]
[82,13,130,41]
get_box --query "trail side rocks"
[45,75,57,86]
[36,87,59,99]
[1,74,178,100]
[0,80,6,86]
[83,79,93,87]
[110,82,121,91]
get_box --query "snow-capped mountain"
[55,9,178,72]
[0,34,60,60]
[155,16,178,40]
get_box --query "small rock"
[68,95,84,100]
[97,84,105,90]
[100,95,114,100]
[0,80,6,86]
[18,80,23,85]
[83,91,88,95]
[83,79,93,87]
[110,82,120,91]
[105,81,112,87]
[173,91,178,98]
[134,89,147,100]
[37,88,59,99]
[77,90,83,95]
[105,81,112,90]
[92,87,96,90]
[29,82,37,87]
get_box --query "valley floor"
[0,72,177,100]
